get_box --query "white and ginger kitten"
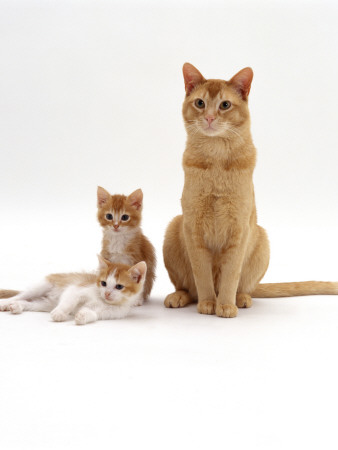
[0,256,147,325]
[97,186,156,304]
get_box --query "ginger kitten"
[163,63,338,318]
[97,187,156,303]
[0,257,147,325]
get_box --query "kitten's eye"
[194,99,205,109]
[115,284,124,290]
[101,281,107,287]
[121,214,130,222]
[219,101,231,110]
[105,213,113,221]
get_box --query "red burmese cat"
[163,63,338,318]
[97,187,156,304]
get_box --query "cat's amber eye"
[194,99,205,109]
[101,281,107,287]
[115,284,124,290]
[105,213,113,220]
[219,101,231,110]
[121,214,130,222]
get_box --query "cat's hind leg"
[8,298,54,314]
[11,280,52,301]
[0,299,16,311]
[0,280,52,311]
[163,215,196,308]
[164,290,192,308]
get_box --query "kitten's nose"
[105,292,110,299]
[205,115,215,125]
[113,224,119,230]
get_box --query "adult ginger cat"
[163,63,338,318]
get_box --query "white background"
[0,0,337,449]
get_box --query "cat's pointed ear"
[183,63,206,95]
[97,186,111,207]
[97,254,111,270]
[128,261,147,284]
[127,189,143,210]
[229,67,253,100]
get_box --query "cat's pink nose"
[205,115,215,125]
[105,292,110,299]
[113,224,119,230]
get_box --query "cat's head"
[97,187,143,232]
[182,63,253,138]
[97,255,147,305]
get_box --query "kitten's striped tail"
[252,281,338,298]
[0,289,20,299]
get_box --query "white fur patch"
[100,271,121,305]
[103,227,137,265]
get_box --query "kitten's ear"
[229,67,253,100]
[97,254,111,270]
[97,186,111,207]
[128,261,147,284]
[127,189,143,210]
[183,63,206,95]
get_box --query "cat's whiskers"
[186,121,200,137]
[221,123,244,143]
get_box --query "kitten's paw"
[134,297,144,306]
[197,300,216,315]
[50,308,67,322]
[236,293,252,308]
[75,311,88,325]
[164,291,191,308]
[216,304,238,318]
[9,302,23,314]
[0,301,11,311]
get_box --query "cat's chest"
[182,163,254,228]
[183,167,251,205]
[183,144,254,196]
[103,229,136,265]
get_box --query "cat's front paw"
[50,308,68,322]
[197,300,216,315]
[9,302,23,314]
[164,290,191,308]
[75,311,89,325]
[75,308,97,325]
[216,304,238,318]
[236,293,252,308]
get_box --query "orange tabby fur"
[0,289,20,299]
[97,187,156,301]
[163,63,338,318]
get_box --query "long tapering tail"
[252,281,338,298]
[0,289,20,299]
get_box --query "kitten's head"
[97,255,147,305]
[182,63,253,138]
[97,187,143,233]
